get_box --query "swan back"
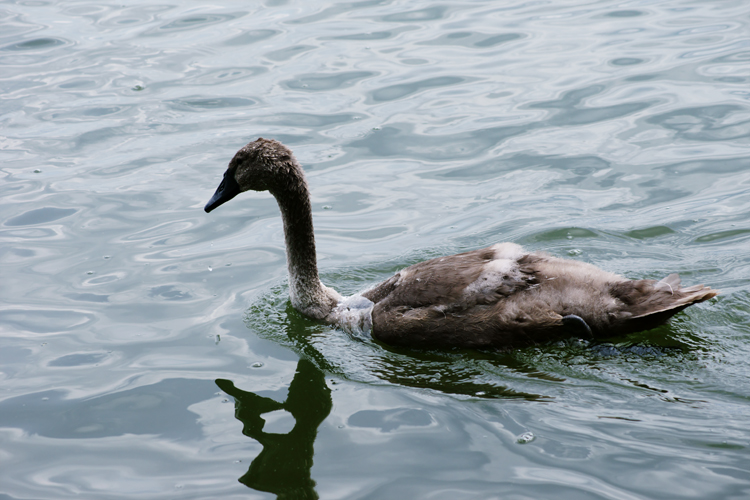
[362,243,717,349]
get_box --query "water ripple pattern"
[1,0,749,499]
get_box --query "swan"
[204,138,718,350]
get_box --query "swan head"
[204,137,300,213]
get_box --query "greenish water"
[2,1,750,498]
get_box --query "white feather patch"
[490,242,525,261]
[463,257,524,299]
[329,294,374,338]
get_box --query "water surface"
[1,0,750,498]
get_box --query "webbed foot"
[562,314,593,338]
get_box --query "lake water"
[2,0,749,498]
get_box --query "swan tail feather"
[607,275,718,335]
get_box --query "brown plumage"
[205,138,718,350]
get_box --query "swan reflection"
[216,358,331,499]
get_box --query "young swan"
[205,138,718,350]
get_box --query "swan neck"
[272,179,338,319]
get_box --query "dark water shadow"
[216,358,331,499]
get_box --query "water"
[2,0,749,498]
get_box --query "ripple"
[348,408,433,432]
[610,57,644,66]
[157,13,241,32]
[646,105,750,142]
[0,308,95,334]
[0,379,216,439]
[604,10,645,18]
[259,112,364,128]
[92,5,172,28]
[148,285,194,301]
[5,208,77,227]
[121,220,197,243]
[329,30,395,41]
[624,226,677,239]
[66,293,110,303]
[710,50,750,64]
[349,123,532,160]
[369,76,468,102]
[527,227,600,242]
[528,85,653,126]
[1,37,66,51]
[223,29,279,46]
[84,272,126,286]
[189,67,267,85]
[601,188,691,211]
[694,229,750,244]
[418,32,524,48]
[57,78,100,90]
[282,71,376,92]
[48,352,108,367]
[379,6,448,23]
[265,44,315,61]
[0,227,58,240]
[81,107,124,117]
[167,97,256,111]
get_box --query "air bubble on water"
[87,271,94,275]
[252,362,264,368]
[323,205,332,210]
[516,431,535,444]
[568,249,582,256]
[215,334,220,344]
[208,266,213,272]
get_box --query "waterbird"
[204,138,718,350]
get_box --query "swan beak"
[204,171,240,213]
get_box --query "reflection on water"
[217,359,331,499]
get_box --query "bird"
[204,138,718,350]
